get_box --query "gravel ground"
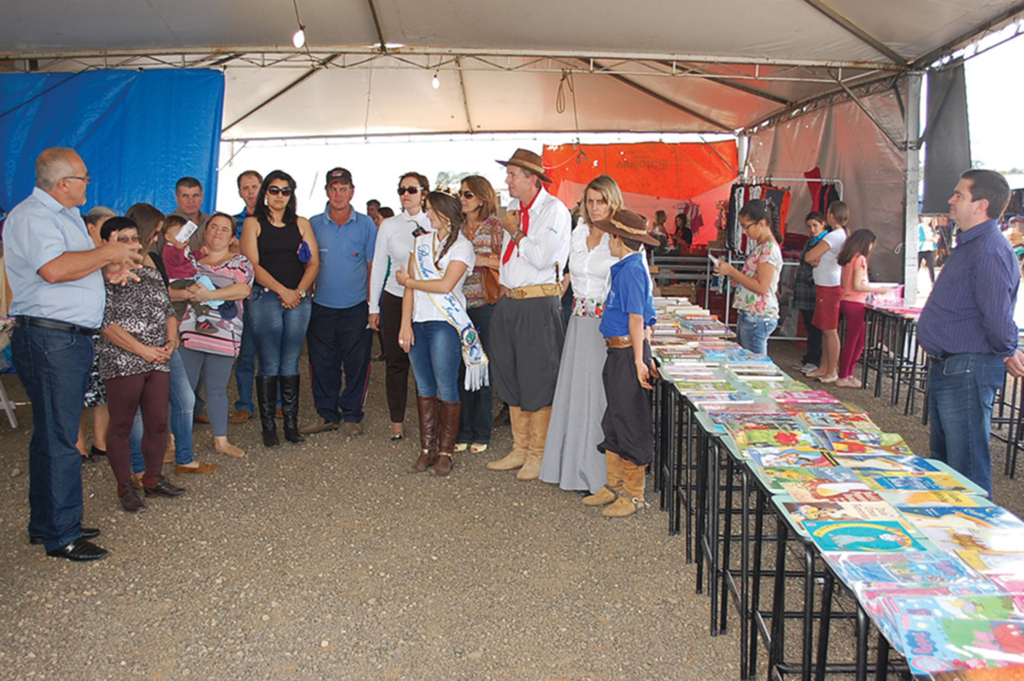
[1,341,1021,681]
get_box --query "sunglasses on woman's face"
[397,186,423,196]
[267,186,294,196]
[458,190,475,199]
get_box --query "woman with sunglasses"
[240,170,320,447]
[96,217,186,512]
[541,175,622,494]
[453,175,502,454]
[368,172,432,441]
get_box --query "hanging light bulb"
[292,26,306,49]
[432,73,440,90]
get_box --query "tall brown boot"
[432,401,461,476]
[603,459,649,517]
[486,406,530,470]
[517,406,551,480]
[410,396,439,473]
[583,450,624,506]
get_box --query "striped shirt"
[917,219,1019,357]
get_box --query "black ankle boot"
[279,375,304,443]
[256,376,280,447]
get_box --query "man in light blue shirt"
[302,168,378,436]
[5,147,136,561]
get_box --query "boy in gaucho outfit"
[582,208,659,517]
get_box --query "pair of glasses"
[397,186,423,196]
[64,174,91,183]
[458,190,475,199]
[267,186,294,196]
[116,235,140,243]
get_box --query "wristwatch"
[297,288,307,299]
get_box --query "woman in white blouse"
[368,172,432,441]
[540,175,623,493]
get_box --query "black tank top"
[256,216,305,290]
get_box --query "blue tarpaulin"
[0,69,224,220]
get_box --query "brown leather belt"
[505,284,561,300]
[605,335,632,349]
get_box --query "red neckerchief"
[502,191,540,265]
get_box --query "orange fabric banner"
[542,141,738,202]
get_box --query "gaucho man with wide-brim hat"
[485,149,571,481]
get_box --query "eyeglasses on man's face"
[64,174,91,184]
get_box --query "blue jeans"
[408,321,462,402]
[736,310,779,356]
[12,325,93,551]
[246,287,312,376]
[928,353,1005,496]
[233,321,256,412]
[457,303,495,444]
[131,348,196,472]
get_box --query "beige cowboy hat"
[496,148,553,183]
[592,209,660,247]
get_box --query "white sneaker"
[800,363,819,374]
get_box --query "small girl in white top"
[397,192,480,477]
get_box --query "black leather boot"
[279,375,304,444]
[256,375,280,448]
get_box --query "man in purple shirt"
[917,169,1024,495]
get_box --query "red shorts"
[812,285,843,330]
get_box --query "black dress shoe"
[143,476,187,497]
[46,538,109,562]
[90,445,107,457]
[30,527,100,545]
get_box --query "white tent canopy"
[4,0,1023,139]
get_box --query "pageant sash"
[414,235,489,391]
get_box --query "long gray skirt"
[539,315,608,493]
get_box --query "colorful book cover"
[783,500,901,524]
[751,447,835,468]
[702,402,786,415]
[956,551,1024,575]
[823,551,983,595]
[880,490,984,507]
[770,389,839,404]
[829,454,939,473]
[884,594,1024,623]
[687,392,756,405]
[674,380,734,393]
[922,527,1024,554]
[746,380,808,393]
[730,428,818,451]
[864,472,975,493]
[898,507,1024,533]
[814,429,913,454]
[782,481,884,503]
[783,401,858,414]
[798,411,879,430]
[898,617,1024,675]
[930,667,1024,680]
[804,519,927,552]
[717,413,801,429]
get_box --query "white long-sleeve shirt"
[498,188,572,289]
[369,210,433,314]
[568,218,616,301]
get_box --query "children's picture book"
[822,551,983,595]
[702,402,786,415]
[746,380,809,393]
[675,380,735,393]
[897,616,1024,675]
[782,481,885,503]
[687,392,756,406]
[930,667,1024,680]
[782,401,858,414]
[829,454,939,473]
[751,447,835,468]
[797,412,879,430]
[922,527,1024,555]
[955,551,1024,576]
[769,389,838,404]
[730,428,818,451]
[814,429,913,454]
[804,519,927,552]
[881,594,1024,625]
[782,499,901,524]
[898,506,1024,533]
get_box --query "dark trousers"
[380,291,411,423]
[307,301,373,424]
[800,308,823,366]
[105,371,170,488]
[457,303,495,444]
[490,294,565,411]
[12,325,93,551]
[598,344,654,466]
[918,250,936,283]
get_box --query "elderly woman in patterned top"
[96,216,187,513]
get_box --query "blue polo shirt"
[600,252,657,338]
[234,207,253,238]
[917,219,1019,357]
[310,207,377,310]
[4,187,105,328]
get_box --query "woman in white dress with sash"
[539,175,622,493]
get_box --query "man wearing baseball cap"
[303,168,378,436]
[486,149,572,481]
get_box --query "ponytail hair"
[738,198,781,242]
[837,228,876,266]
